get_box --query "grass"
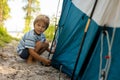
[0,25,19,47]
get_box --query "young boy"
[17,14,51,65]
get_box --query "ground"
[0,40,70,80]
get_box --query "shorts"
[19,48,29,59]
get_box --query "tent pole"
[48,0,72,59]
[71,0,98,80]
[48,0,61,59]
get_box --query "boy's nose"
[39,26,42,29]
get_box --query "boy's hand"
[47,48,55,54]
[42,59,51,66]
[50,50,55,54]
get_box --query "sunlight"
[4,0,63,38]
[0,66,16,74]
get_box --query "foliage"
[44,24,56,41]
[0,0,19,47]
[23,16,32,33]
[0,25,13,46]
[23,0,40,13]
[23,0,40,33]
[0,0,10,24]
[2,0,10,20]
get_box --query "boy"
[17,14,51,65]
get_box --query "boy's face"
[34,21,46,35]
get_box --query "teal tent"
[51,0,120,80]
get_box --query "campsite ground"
[0,40,70,80]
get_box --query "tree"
[23,0,40,33]
[0,0,10,25]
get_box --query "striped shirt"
[17,29,46,55]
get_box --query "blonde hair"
[33,14,50,29]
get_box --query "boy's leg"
[28,41,49,64]
[19,48,34,64]
[27,55,33,64]
[35,41,49,55]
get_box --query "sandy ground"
[0,40,70,80]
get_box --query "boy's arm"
[44,40,55,54]
[47,48,55,54]
[28,48,51,65]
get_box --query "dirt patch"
[0,40,70,80]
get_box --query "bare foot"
[42,59,51,66]
[26,59,33,64]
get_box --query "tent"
[51,0,120,80]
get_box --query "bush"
[44,24,56,41]
[0,25,13,46]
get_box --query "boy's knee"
[35,41,43,51]
[36,41,42,46]
[35,41,49,49]
[43,42,49,48]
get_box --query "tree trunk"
[27,0,32,16]
[0,1,3,25]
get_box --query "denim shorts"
[19,48,29,59]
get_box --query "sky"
[5,0,63,32]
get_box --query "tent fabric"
[72,0,120,27]
[81,27,120,80]
[52,0,98,78]
[51,0,120,80]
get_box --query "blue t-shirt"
[17,30,46,55]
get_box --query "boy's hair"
[33,14,50,29]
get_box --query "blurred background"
[0,0,63,46]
